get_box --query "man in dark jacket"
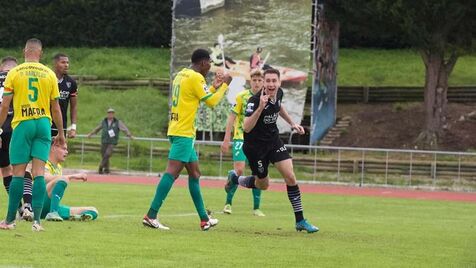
[87,108,132,174]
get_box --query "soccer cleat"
[200,217,219,231]
[22,204,33,222]
[253,209,266,217]
[225,170,238,193]
[223,204,232,214]
[32,221,45,232]
[0,220,16,230]
[70,213,93,221]
[45,211,64,222]
[295,219,319,233]
[142,215,170,230]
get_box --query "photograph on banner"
[171,0,312,138]
[310,2,338,145]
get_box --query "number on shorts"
[28,77,39,102]
[234,141,243,151]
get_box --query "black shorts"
[243,138,291,179]
[0,132,12,168]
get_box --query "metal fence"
[69,135,476,191]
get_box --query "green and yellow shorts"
[10,117,52,164]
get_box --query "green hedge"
[0,0,171,47]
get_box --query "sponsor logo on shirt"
[60,90,70,100]
[263,113,278,124]
[21,104,46,117]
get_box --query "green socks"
[226,180,262,210]
[225,183,238,205]
[147,172,175,219]
[252,188,262,210]
[50,180,68,213]
[32,176,46,222]
[188,177,208,221]
[6,177,24,223]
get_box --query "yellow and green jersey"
[231,89,253,140]
[168,68,219,138]
[45,160,62,176]
[3,62,60,129]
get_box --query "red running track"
[85,174,476,203]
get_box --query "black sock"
[238,175,256,188]
[3,175,12,193]
[23,173,33,204]
[287,184,304,223]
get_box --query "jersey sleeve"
[231,93,242,115]
[192,74,211,101]
[245,96,259,117]
[3,70,15,96]
[70,78,78,97]
[50,73,60,100]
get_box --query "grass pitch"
[0,182,475,267]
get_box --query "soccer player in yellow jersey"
[143,48,232,231]
[0,38,65,232]
[221,70,265,216]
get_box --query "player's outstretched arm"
[66,173,87,182]
[221,112,236,153]
[202,74,232,108]
[279,106,305,134]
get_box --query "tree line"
[0,0,171,47]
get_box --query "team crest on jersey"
[66,82,71,88]
[246,103,255,113]
[203,84,210,94]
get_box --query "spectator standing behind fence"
[87,108,132,174]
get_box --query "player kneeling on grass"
[42,143,98,222]
[225,68,318,233]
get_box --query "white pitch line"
[103,211,224,219]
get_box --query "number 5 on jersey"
[28,77,38,102]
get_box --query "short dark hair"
[53,53,68,61]
[191,49,210,64]
[1,56,17,65]
[263,68,280,79]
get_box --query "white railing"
[70,135,476,191]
